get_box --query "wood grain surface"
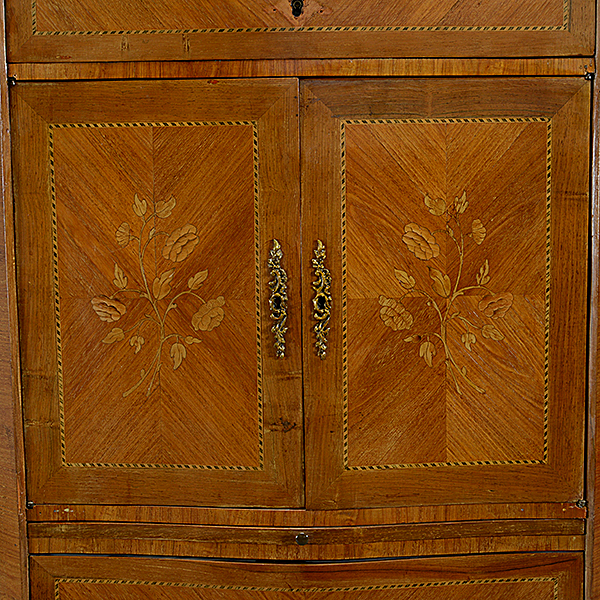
[586,9,600,600]
[7,58,595,80]
[12,79,303,507]
[26,519,585,560]
[25,501,586,525]
[5,0,594,62]
[30,553,583,599]
[302,77,590,510]
[0,0,27,598]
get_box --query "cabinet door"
[6,0,593,62]
[13,79,303,507]
[302,78,589,509]
[31,553,583,600]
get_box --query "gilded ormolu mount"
[268,239,288,359]
[91,193,226,398]
[379,191,512,395]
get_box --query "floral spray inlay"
[379,191,512,395]
[91,193,226,398]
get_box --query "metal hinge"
[7,76,16,87]
[576,499,587,509]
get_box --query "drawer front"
[31,553,583,600]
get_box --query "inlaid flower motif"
[91,296,126,322]
[471,219,487,245]
[115,222,131,247]
[379,296,414,331]
[162,224,199,262]
[478,293,513,319]
[402,223,440,261]
[193,296,226,331]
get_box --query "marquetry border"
[54,576,559,598]
[48,120,265,471]
[340,116,552,471]
[31,0,570,35]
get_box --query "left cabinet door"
[12,79,304,507]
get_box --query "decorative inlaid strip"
[49,120,264,470]
[341,116,552,471]
[32,0,570,35]
[55,576,558,597]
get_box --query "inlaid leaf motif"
[471,219,487,245]
[455,191,468,214]
[461,332,476,351]
[419,340,436,367]
[188,270,209,290]
[429,268,451,298]
[116,222,130,247]
[482,324,505,341]
[184,336,202,344]
[113,263,128,289]
[129,335,145,354]
[152,269,175,300]
[170,342,186,370]
[102,328,125,344]
[476,259,490,285]
[424,195,446,216]
[156,195,177,219]
[133,193,147,218]
[395,269,415,289]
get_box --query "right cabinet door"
[302,77,590,509]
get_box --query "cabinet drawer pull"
[312,240,332,360]
[268,239,288,359]
[295,532,309,545]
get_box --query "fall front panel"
[13,79,303,506]
[6,0,593,61]
[302,78,588,509]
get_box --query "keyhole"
[317,296,326,311]
[272,296,282,311]
[291,0,303,17]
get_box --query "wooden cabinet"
[12,76,589,513]
[0,0,597,599]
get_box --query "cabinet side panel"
[0,0,27,597]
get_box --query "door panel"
[13,79,303,506]
[302,78,589,509]
[6,0,593,62]
[31,553,583,600]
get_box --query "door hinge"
[576,499,587,509]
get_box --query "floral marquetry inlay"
[378,191,510,396]
[91,193,226,398]
[341,116,551,469]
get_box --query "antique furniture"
[0,0,599,598]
